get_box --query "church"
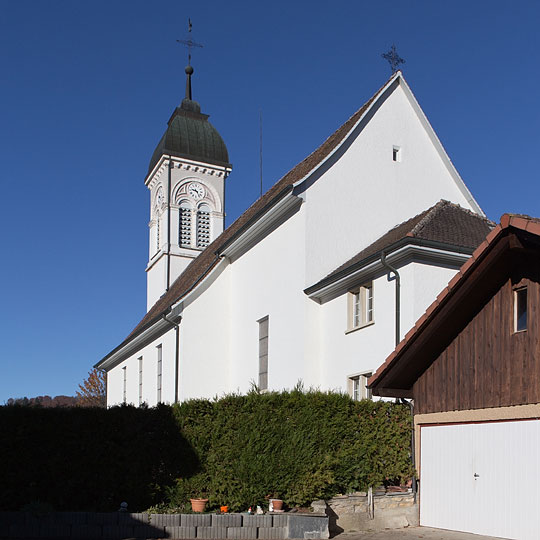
[96,65,492,407]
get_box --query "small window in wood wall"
[514,286,527,332]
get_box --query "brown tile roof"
[368,213,540,394]
[307,200,494,293]
[101,72,400,361]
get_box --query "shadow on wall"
[0,404,200,512]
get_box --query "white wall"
[304,84,475,285]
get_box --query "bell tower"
[145,63,232,311]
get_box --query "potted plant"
[267,493,284,511]
[190,492,209,512]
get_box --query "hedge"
[0,390,413,512]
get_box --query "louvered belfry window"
[179,202,192,248]
[196,204,211,248]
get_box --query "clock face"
[188,182,205,200]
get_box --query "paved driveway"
[335,527,503,540]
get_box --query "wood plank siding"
[413,256,540,414]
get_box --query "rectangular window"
[138,356,143,406]
[258,316,269,391]
[348,283,374,331]
[514,287,527,332]
[392,146,401,162]
[156,344,162,403]
[349,372,373,401]
[122,366,127,404]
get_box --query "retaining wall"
[312,491,418,534]
[0,511,329,539]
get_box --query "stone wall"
[312,491,418,534]
[0,511,329,539]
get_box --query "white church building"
[96,67,492,407]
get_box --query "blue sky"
[1,0,538,402]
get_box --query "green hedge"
[0,390,413,512]
[167,389,413,512]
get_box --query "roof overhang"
[305,239,473,304]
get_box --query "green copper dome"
[148,97,230,174]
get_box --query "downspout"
[380,253,416,500]
[166,156,173,292]
[380,251,400,347]
[163,313,180,404]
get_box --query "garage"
[368,214,540,539]
[420,420,540,539]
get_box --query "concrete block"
[164,525,197,538]
[71,524,103,539]
[258,527,287,539]
[287,515,328,539]
[271,515,288,527]
[133,524,162,538]
[8,524,40,538]
[88,512,119,525]
[181,513,212,527]
[211,514,242,527]
[150,513,181,527]
[227,526,257,539]
[39,523,71,538]
[243,514,272,527]
[196,525,228,538]
[119,512,150,525]
[56,511,89,524]
[102,524,134,539]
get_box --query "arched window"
[179,201,192,248]
[196,204,211,248]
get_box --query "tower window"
[179,201,192,248]
[196,204,211,248]
[393,146,401,162]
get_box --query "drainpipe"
[380,251,400,347]
[163,313,180,403]
[400,397,417,502]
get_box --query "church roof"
[147,97,231,175]
[97,70,483,368]
[306,200,494,295]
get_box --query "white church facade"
[96,68,492,407]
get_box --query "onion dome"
[147,65,230,174]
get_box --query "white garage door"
[420,420,540,540]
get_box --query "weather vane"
[176,18,203,66]
[382,45,405,74]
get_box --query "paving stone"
[150,513,181,527]
[197,525,228,538]
[181,513,212,527]
[102,524,135,539]
[71,524,103,539]
[212,514,242,527]
[226,526,258,539]
[39,523,72,538]
[258,527,287,539]
[164,525,197,538]
[243,514,272,527]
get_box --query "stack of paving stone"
[0,510,329,539]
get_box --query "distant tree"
[76,368,106,408]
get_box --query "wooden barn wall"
[413,259,540,414]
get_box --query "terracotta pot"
[220,505,229,513]
[271,499,283,511]
[190,498,209,512]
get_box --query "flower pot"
[270,498,283,511]
[190,498,209,512]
